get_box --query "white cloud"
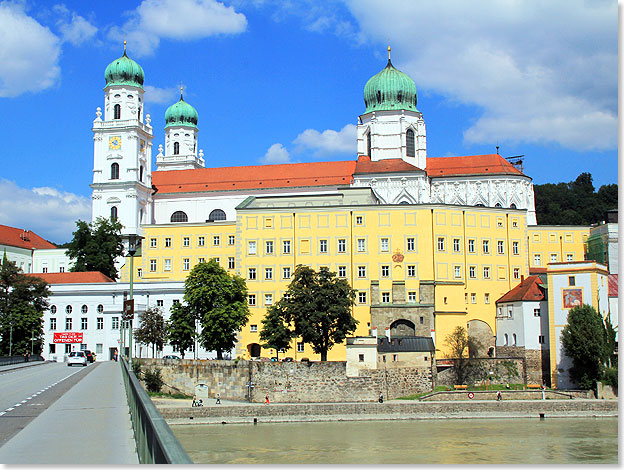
[0,180,91,244]
[110,0,247,57]
[293,124,356,157]
[53,4,97,46]
[344,0,617,151]
[0,3,61,97]
[262,143,291,164]
[144,85,180,105]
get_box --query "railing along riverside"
[120,357,193,464]
[0,355,44,366]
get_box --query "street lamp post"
[127,235,138,369]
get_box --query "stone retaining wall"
[436,357,525,386]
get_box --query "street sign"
[123,299,134,320]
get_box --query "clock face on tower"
[140,139,145,152]
[109,136,122,150]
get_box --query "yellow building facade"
[526,226,589,270]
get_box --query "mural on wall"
[562,288,583,309]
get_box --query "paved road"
[0,361,138,464]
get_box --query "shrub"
[143,368,164,393]
[602,367,618,388]
[131,360,142,379]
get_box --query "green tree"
[167,302,195,359]
[272,266,357,361]
[445,326,472,384]
[603,314,617,369]
[134,307,166,358]
[560,304,607,390]
[184,260,249,360]
[0,254,50,356]
[65,217,124,280]
[259,303,293,359]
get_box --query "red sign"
[53,332,83,343]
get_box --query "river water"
[173,417,618,464]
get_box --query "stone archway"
[466,319,494,357]
[390,319,416,337]
[247,343,261,358]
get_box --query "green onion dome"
[104,46,145,90]
[363,48,418,113]
[165,93,198,129]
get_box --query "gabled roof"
[496,275,545,304]
[608,274,618,297]
[25,272,114,284]
[427,154,523,178]
[354,155,422,174]
[377,336,435,353]
[152,161,356,194]
[0,225,56,250]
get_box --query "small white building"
[0,224,57,273]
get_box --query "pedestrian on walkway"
[265,394,270,405]
[192,395,197,407]
[216,393,221,404]
[114,349,118,362]
[542,382,546,400]
[496,390,502,401]
[378,392,384,403]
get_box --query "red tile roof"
[25,272,114,284]
[152,161,356,194]
[0,224,56,250]
[496,275,545,304]
[427,154,523,178]
[529,267,548,275]
[608,274,618,297]
[354,155,422,174]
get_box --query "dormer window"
[114,104,121,120]
[406,129,415,157]
[111,162,119,180]
[173,142,180,155]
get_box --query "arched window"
[513,333,517,346]
[81,305,88,314]
[139,165,144,182]
[208,209,226,222]
[111,162,119,180]
[114,104,121,120]
[495,203,502,208]
[173,142,180,155]
[138,108,141,122]
[510,203,517,209]
[111,206,118,221]
[366,132,371,157]
[504,333,508,346]
[170,211,188,223]
[406,129,415,157]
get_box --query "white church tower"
[91,43,154,239]
[357,47,426,169]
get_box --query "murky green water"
[173,417,618,464]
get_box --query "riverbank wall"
[158,399,617,425]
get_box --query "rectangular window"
[468,239,475,253]
[512,220,518,227]
[469,266,476,278]
[381,292,390,303]
[512,241,519,255]
[358,291,367,304]
[183,237,190,247]
[566,253,574,261]
[380,238,389,252]
[198,257,205,264]
[265,240,274,254]
[250,324,258,333]
[357,238,366,252]
[484,293,490,304]
[248,240,257,255]
[265,267,273,280]
[355,215,363,225]
[465,293,468,304]
[229,235,235,245]
[437,237,445,251]
[81,318,88,330]
[48,343,55,354]
[408,292,417,303]
[319,239,328,253]
[137,268,142,278]
[65,318,72,330]
[483,240,490,254]
[550,253,558,262]
[282,240,291,254]
[150,238,157,248]
[407,237,415,251]
[164,259,171,271]
[248,268,256,280]
[65,344,71,354]
[453,238,461,252]
[381,265,390,277]
[297,342,305,352]
[50,318,56,330]
[407,265,416,277]
[248,294,256,306]
[534,254,541,266]
[454,265,461,278]
[97,317,103,330]
[150,259,157,272]
[96,344,103,354]
[42,267,48,273]
[569,276,575,286]
[59,266,65,273]
[538,335,545,344]
[228,257,235,269]
[497,240,504,254]
[264,294,273,306]
[213,236,220,246]
[198,236,205,246]
[183,258,190,271]
[534,308,541,317]
[338,266,347,278]
[513,268,520,279]
[497,218,504,227]
[338,239,346,253]
[165,237,171,247]
[156,300,164,307]
[359,354,365,362]
[358,266,366,278]
[471,293,476,304]
[483,266,490,279]
[283,267,291,279]
[112,317,119,330]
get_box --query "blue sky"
[0,0,618,244]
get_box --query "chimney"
[370,327,377,338]
[521,275,524,282]
[385,327,391,341]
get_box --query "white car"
[67,351,87,367]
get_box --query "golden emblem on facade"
[392,249,404,263]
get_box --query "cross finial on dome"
[180,82,184,100]
[123,37,127,56]
[387,46,391,60]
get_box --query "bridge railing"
[120,357,193,464]
[0,355,44,366]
